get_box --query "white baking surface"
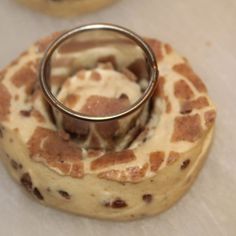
[0,0,236,235]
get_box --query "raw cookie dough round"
[15,0,117,17]
[0,33,216,220]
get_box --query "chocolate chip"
[181,159,190,170]
[104,198,127,208]
[0,128,3,138]
[10,159,19,170]
[20,110,31,117]
[33,188,44,200]
[58,190,71,199]
[119,93,129,100]
[142,194,153,203]
[11,160,23,170]
[20,173,32,192]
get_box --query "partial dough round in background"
[15,0,118,17]
[0,33,216,220]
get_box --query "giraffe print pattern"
[0,33,216,183]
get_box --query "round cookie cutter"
[39,23,158,150]
[39,23,158,122]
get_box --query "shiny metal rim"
[39,23,158,122]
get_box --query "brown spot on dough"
[111,199,127,208]
[20,110,31,117]
[20,173,32,192]
[173,63,207,93]
[58,190,71,200]
[10,160,17,170]
[180,96,209,114]
[149,151,164,172]
[90,71,101,81]
[98,163,148,182]
[11,63,37,94]
[142,194,153,203]
[174,80,194,100]
[91,150,136,170]
[81,95,130,117]
[204,110,216,128]
[19,109,45,122]
[76,70,86,80]
[164,43,173,54]
[64,94,80,108]
[167,151,180,165]
[0,84,11,121]
[10,159,21,170]
[33,188,44,200]
[171,114,203,142]
[104,198,127,208]
[181,159,191,170]
[28,127,83,177]
[145,38,163,61]
[119,93,129,100]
